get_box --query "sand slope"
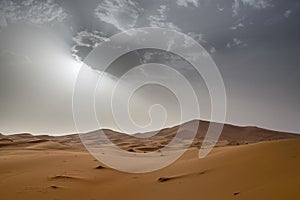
[1,120,299,152]
[0,138,299,200]
[0,122,299,200]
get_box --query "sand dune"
[1,120,298,152]
[0,121,299,200]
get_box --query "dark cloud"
[0,0,67,25]
[0,0,300,134]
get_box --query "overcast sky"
[0,0,299,135]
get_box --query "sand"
[0,121,299,200]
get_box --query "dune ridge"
[1,120,299,152]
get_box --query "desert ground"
[0,120,299,200]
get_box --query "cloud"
[284,10,292,18]
[241,0,272,9]
[147,5,180,31]
[139,51,159,64]
[232,0,272,16]
[217,4,225,12]
[138,50,191,73]
[176,0,200,8]
[94,0,142,31]
[226,38,247,48]
[186,32,216,54]
[137,31,215,68]
[0,0,67,25]
[233,38,242,46]
[71,30,109,62]
[230,16,246,30]
[230,22,245,30]
[209,46,216,53]
[187,32,205,43]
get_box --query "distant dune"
[0,120,299,200]
[1,120,298,152]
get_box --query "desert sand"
[0,121,299,200]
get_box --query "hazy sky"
[0,0,300,135]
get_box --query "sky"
[0,0,299,135]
